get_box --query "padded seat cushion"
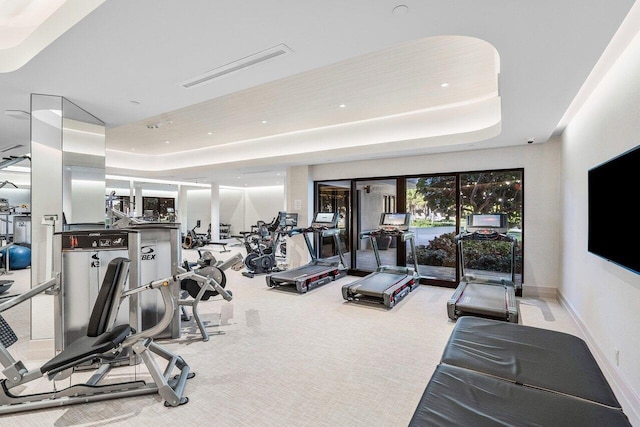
[41,324,132,375]
[408,364,631,427]
[441,316,620,408]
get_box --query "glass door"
[406,175,458,285]
[354,179,398,272]
[317,181,351,267]
[459,170,524,290]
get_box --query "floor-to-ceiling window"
[317,181,351,266]
[354,179,398,272]
[315,168,523,288]
[406,175,457,285]
[459,170,523,290]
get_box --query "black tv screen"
[588,144,640,274]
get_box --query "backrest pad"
[86,257,129,337]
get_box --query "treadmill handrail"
[360,229,415,242]
[360,229,419,275]
[456,231,515,243]
[457,232,516,283]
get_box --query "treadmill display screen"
[312,212,339,228]
[466,214,508,233]
[379,213,410,231]
[470,215,502,228]
[314,213,335,223]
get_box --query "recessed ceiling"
[107,35,501,157]
[0,0,105,72]
[0,0,636,187]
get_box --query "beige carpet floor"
[0,247,582,426]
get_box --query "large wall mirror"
[61,98,106,227]
[30,94,105,340]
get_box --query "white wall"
[68,179,105,224]
[560,26,640,424]
[219,186,285,236]
[310,142,562,293]
[220,187,244,235]
[245,186,285,228]
[186,189,211,232]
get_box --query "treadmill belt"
[270,264,333,281]
[455,282,505,315]
[351,272,406,296]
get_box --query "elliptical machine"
[240,212,295,278]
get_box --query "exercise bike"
[240,219,278,278]
[240,212,297,278]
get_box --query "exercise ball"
[2,245,31,270]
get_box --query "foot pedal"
[0,314,17,348]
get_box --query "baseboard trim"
[557,291,640,425]
[522,284,557,299]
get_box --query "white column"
[210,183,220,241]
[286,165,313,267]
[177,185,189,233]
[133,183,143,217]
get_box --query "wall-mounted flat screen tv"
[588,144,640,274]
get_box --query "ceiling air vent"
[180,44,293,89]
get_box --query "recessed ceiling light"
[208,132,212,135]
[261,120,268,124]
[441,82,449,87]
[165,141,170,144]
[339,104,346,108]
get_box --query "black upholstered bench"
[409,364,631,427]
[409,317,631,426]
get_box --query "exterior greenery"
[408,171,523,278]
[408,232,523,274]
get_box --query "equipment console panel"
[378,213,411,232]
[309,212,339,231]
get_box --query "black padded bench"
[409,316,631,426]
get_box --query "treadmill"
[266,212,347,293]
[447,213,520,323]
[342,213,420,308]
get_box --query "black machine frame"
[447,213,519,323]
[0,258,219,414]
[342,213,420,308]
[266,212,347,293]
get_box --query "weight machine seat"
[40,325,132,376]
[441,316,621,408]
[40,258,132,377]
[408,364,632,427]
